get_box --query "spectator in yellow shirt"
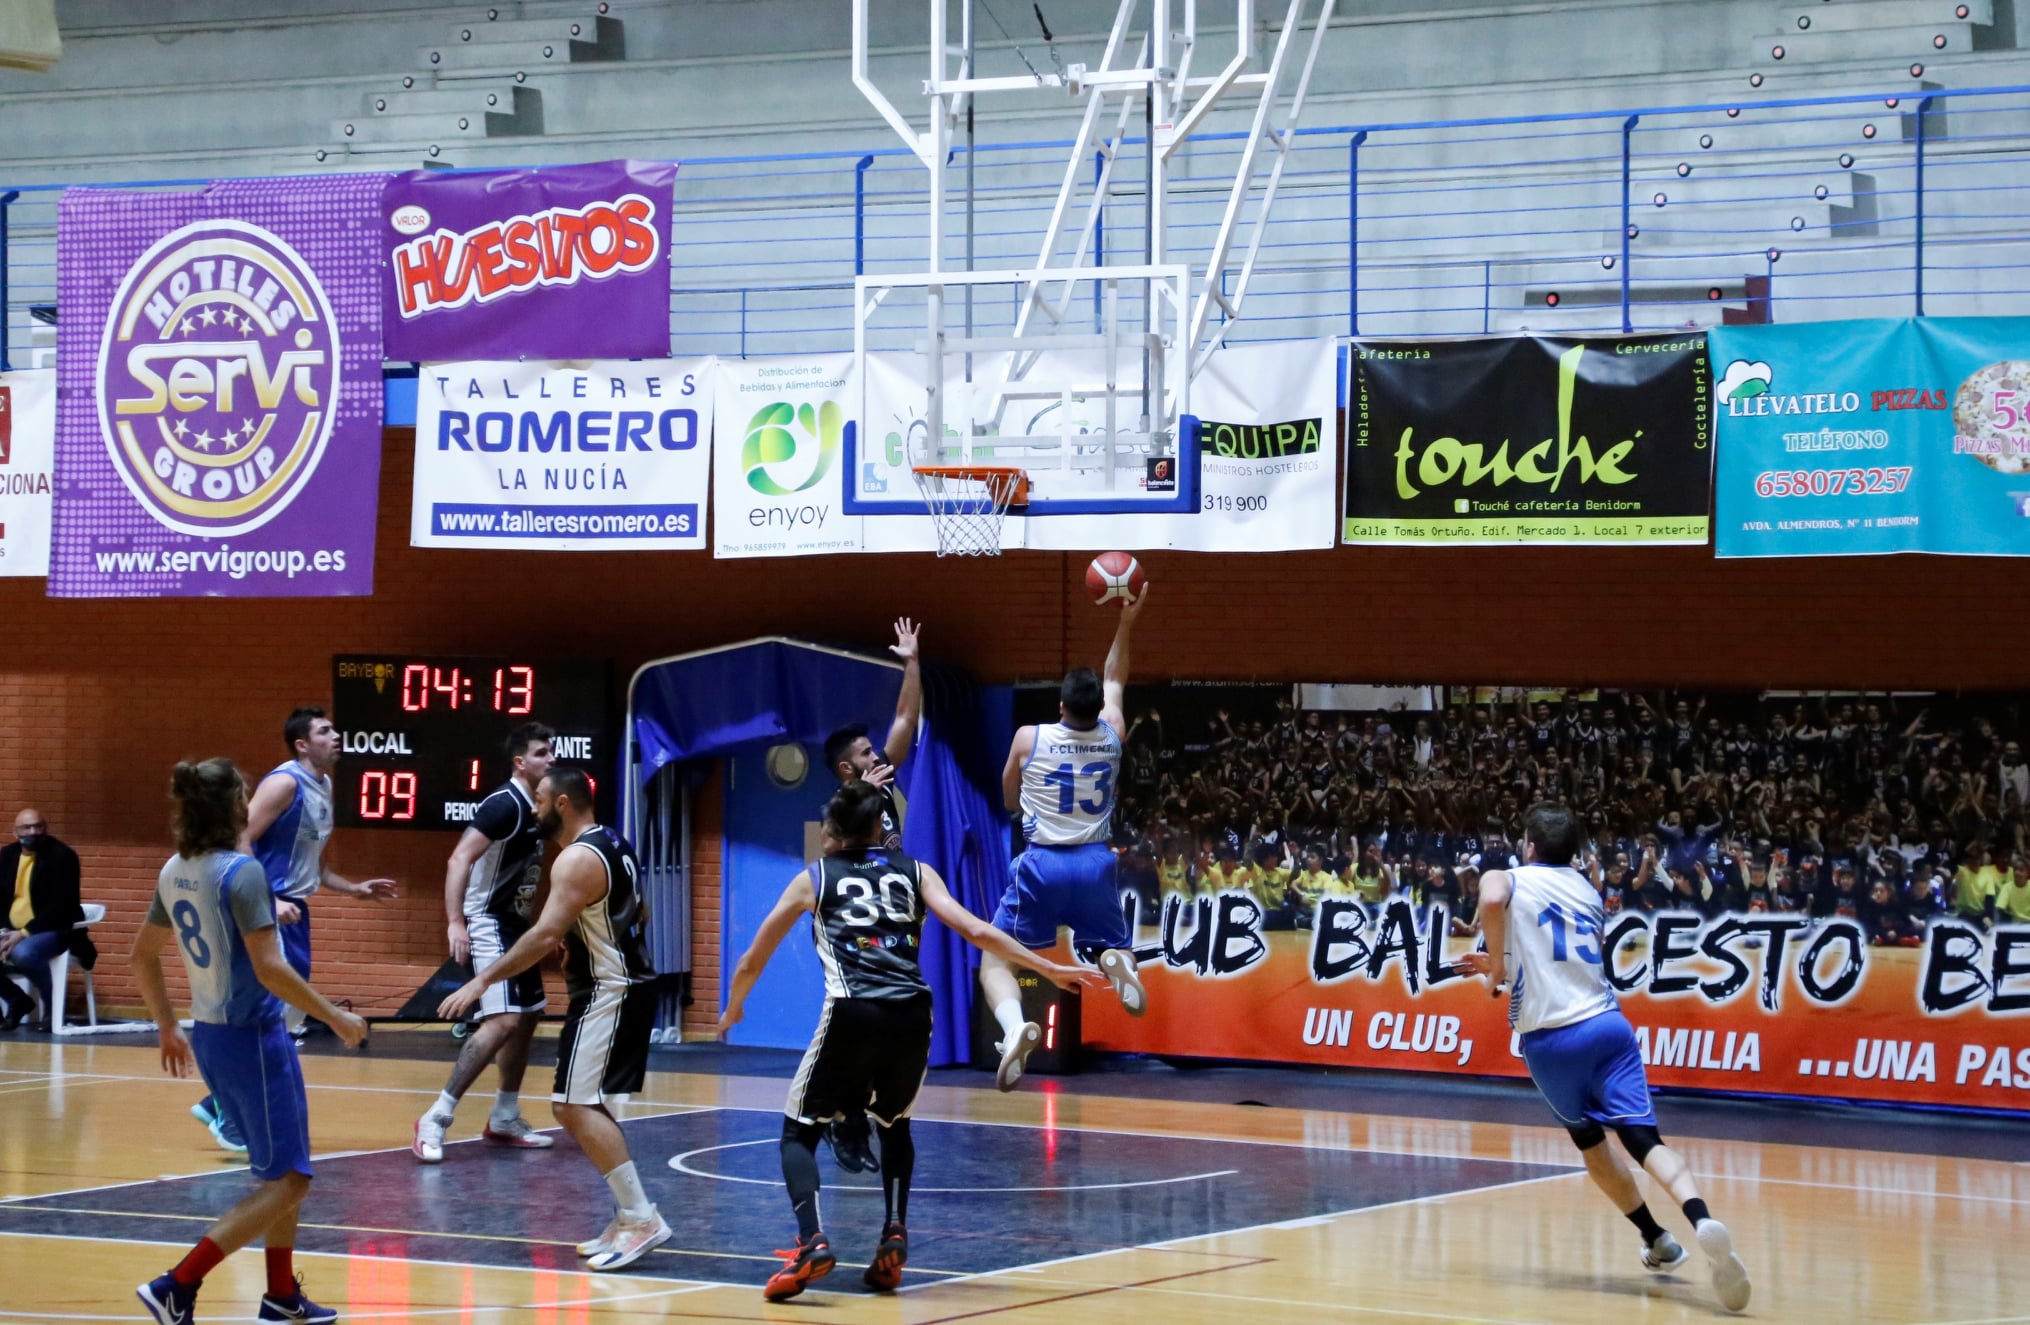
[1952,845,2004,927]
[1997,853,2030,925]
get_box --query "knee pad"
[1565,1120,1608,1152]
[1613,1122,1664,1164]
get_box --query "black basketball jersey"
[464,780,543,924]
[562,825,656,995]
[811,850,931,1001]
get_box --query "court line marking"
[669,1137,1241,1193]
[1704,1173,2030,1207]
[907,1254,1280,1325]
[0,1230,722,1318]
[894,1168,1587,1296]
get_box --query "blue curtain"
[899,665,1016,1066]
[631,641,903,781]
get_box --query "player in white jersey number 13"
[990,588,1151,1093]
[1461,802,1752,1314]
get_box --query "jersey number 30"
[1041,760,1113,815]
[1537,901,1601,964]
[836,873,915,927]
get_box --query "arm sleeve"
[226,860,276,933]
[470,791,519,842]
[144,893,172,928]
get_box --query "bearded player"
[988,588,1150,1091]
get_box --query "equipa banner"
[1344,334,1712,545]
[50,176,387,597]
[411,359,714,551]
[382,160,676,362]
[0,370,54,576]
[1712,316,2030,557]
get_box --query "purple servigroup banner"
[382,159,676,362]
[50,175,388,598]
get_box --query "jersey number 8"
[836,873,915,927]
[171,898,213,969]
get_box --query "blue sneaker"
[258,1277,337,1324]
[136,1272,198,1325]
[188,1098,217,1129]
[208,1108,247,1155]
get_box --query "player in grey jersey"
[719,780,1097,1301]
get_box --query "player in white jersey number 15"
[1461,802,1752,1314]
[990,588,1151,1092]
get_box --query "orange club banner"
[1066,900,2030,1113]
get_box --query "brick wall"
[6,430,2029,1024]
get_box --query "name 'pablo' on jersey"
[1504,863,1618,1035]
[1021,721,1122,847]
[813,852,930,1000]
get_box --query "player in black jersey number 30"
[720,780,1099,1301]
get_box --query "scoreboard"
[330,655,612,830]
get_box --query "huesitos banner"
[1344,333,1713,545]
[382,160,675,362]
[49,177,387,597]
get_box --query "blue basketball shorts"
[193,1017,314,1181]
[992,842,1129,951]
[1518,1007,1658,1131]
[278,899,312,979]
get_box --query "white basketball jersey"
[1020,720,1122,846]
[1503,863,1617,1035]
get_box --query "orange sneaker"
[862,1221,907,1291]
[764,1231,835,1301]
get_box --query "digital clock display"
[331,655,612,830]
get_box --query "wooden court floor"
[1,1037,2026,1324]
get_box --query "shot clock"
[331,655,612,830]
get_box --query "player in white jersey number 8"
[1461,802,1752,1314]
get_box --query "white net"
[912,467,1025,557]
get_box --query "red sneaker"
[863,1221,908,1291]
[764,1232,835,1301]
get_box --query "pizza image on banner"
[1344,333,1713,545]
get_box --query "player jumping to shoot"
[1461,802,1752,1314]
[988,588,1150,1091]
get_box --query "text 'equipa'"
[393,195,662,317]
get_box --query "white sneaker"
[1696,1218,1752,1313]
[1099,948,1146,1016]
[585,1208,671,1272]
[1641,1230,1689,1272]
[576,1215,622,1259]
[483,1115,556,1149]
[412,1113,448,1164]
[995,1022,1041,1092]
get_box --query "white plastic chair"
[5,902,101,1032]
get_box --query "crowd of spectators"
[1107,689,2030,944]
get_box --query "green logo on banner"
[743,400,843,496]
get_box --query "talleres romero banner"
[1345,334,1712,545]
[1068,896,2030,1112]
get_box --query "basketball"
[1086,551,1146,606]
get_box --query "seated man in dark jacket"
[0,809,93,1031]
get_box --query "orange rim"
[913,465,1030,507]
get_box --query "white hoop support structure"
[912,465,1029,557]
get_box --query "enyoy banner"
[0,370,54,576]
[852,339,1337,552]
[411,359,715,551]
[50,177,386,597]
[1345,334,1712,545]
[383,160,676,362]
[1712,316,2030,557]
[712,353,865,558]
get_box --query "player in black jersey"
[414,722,556,1163]
[440,767,669,1273]
[720,779,1096,1301]
[817,616,923,1173]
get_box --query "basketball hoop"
[912,465,1028,557]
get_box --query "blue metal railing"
[5,82,2030,363]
